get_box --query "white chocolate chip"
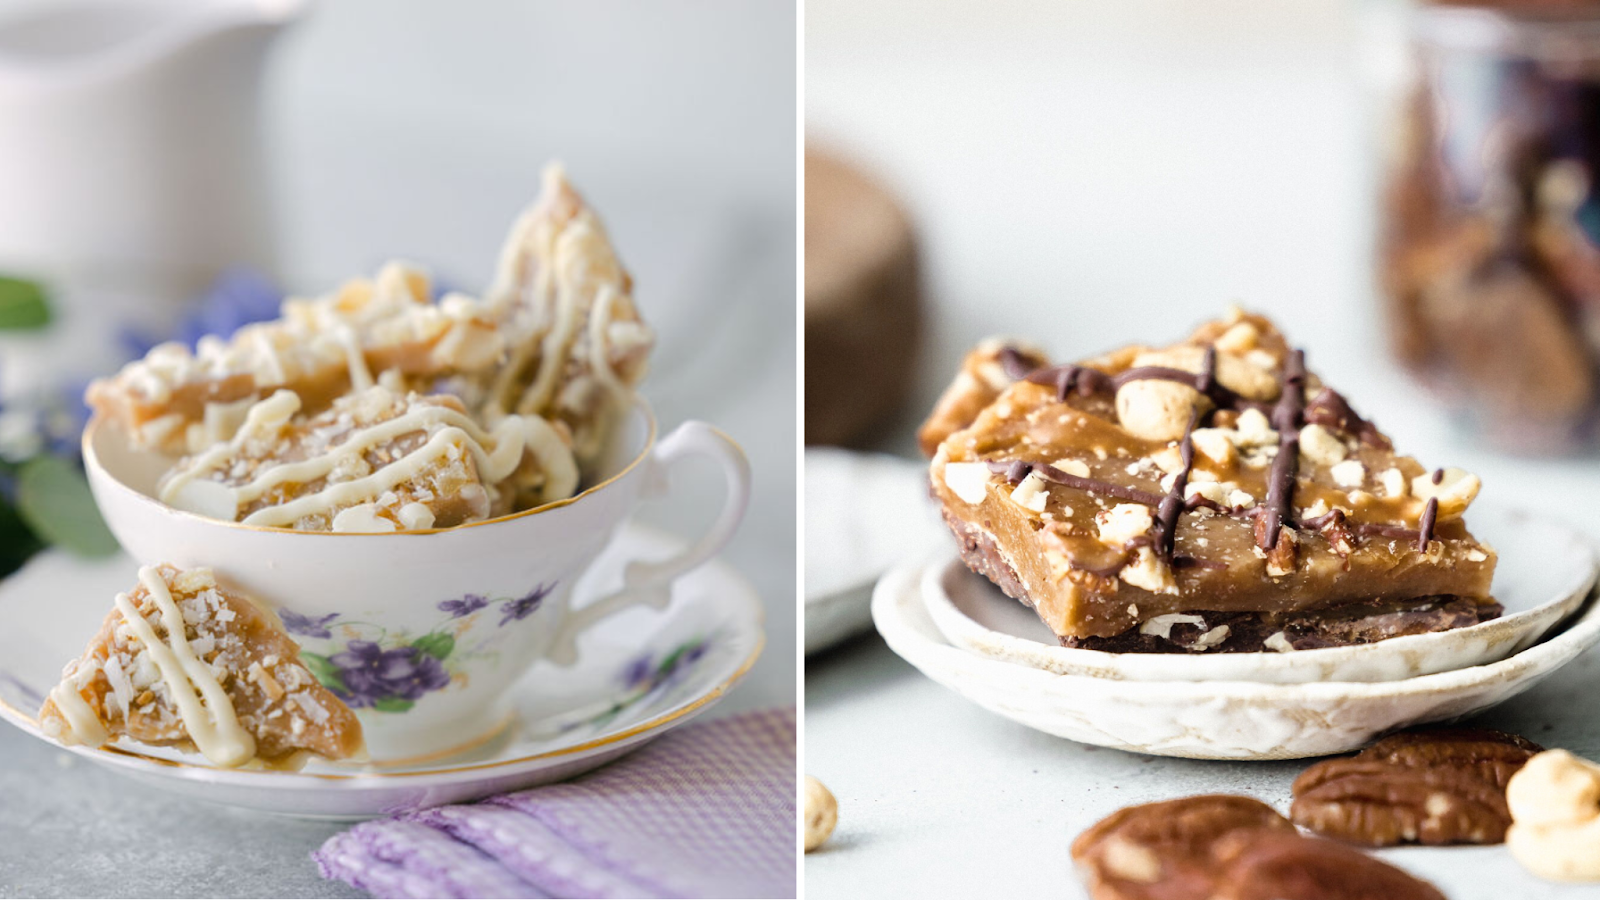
[1120,546,1177,594]
[1010,472,1050,513]
[1115,379,1210,442]
[1096,503,1154,546]
[1378,468,1408,499]
[1298,423,1348,467]
[1410,467,1481,521]
[1329,459,1366,489]
[1189,429,1235,466]
[804,776,839,853]
[943,462,993,505]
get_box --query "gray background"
[0,1,797,897]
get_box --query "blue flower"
[279,610,339,639]
[438,594,489,618]
[500,582,555,626]
[120,267,282,358]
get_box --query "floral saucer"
[0,523,764,819]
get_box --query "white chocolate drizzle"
[159,388,579,529]
[46,677,108,747]
[110,567,256,766]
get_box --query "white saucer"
[873,562,1600,759]
[0,523,764,819]
[804,449,950,654]
[923,505,1597,683]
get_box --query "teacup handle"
[546,421,751,666]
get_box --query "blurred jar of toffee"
[1381,0,1600,451]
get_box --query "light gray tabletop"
[0,2,797,897]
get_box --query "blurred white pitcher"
[0,0,307,300]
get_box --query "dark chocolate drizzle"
[998,346,1038,381]
[1304,387,1391,450]
[984,460,1165,506]
[984,340,1449,574]
[1152,409,1199,559]
[1258,349,1307,551]
[1416,497,1439,551]
[1172,555,1228,571]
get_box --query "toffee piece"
[925,309,1498,650]
[38,564,365,768]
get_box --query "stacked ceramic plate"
[874,505,1600,760]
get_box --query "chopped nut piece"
[1115,379,1211,442]
[1052,458,1092,478]
[1329,459,1366,488]
[1233,408,1277,446]
[942,461,993,505]
[1299,423,1349,467]
[1120,547,1176,594]
[1010,471,1050,513]
[1410,467,1481,521]
[1189,428,1235,466]
[1214,321,1260,354]
[1096,504,1155,547]
[1379,467,1408,499]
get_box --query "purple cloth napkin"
[315,707,797,899]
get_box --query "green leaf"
[14,456,118,557]
[0,276,51,330]
[372,697,414,713]
[0,497,44,577]
[412,632,454,660]
[299,652,346,692]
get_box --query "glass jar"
[1380,2,1600,452]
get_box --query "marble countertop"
[0,2,796,897]
[806,0,1600,897]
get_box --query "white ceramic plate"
[0,523,764,819]
[923,505,1597,684]
[874,562,1600,760]
[804,448,948,654]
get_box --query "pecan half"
[1291,759,1511,845]
[1071,795,1295,900]
[1211,830,1445,900]
[1289,727,1541,847]
[1357,727,1543,789]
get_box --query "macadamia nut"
[805,775,839,853]
[1506,749,1600,882]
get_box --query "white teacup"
[82,400,751,762]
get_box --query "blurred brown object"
[805,146,922,446]
[1381,4,1600,451]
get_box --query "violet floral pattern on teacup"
[279,583,557,713]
